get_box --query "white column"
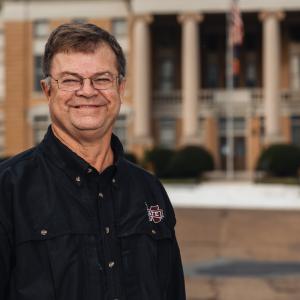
[260,11,284,144]
[178,13,203,145]
[132,15,153,146]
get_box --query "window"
[291,116,300,146]
[245,52,257,87]
[158,118,176,149]
[219,117,245,136]
[112,19,128,39]
[33,20,49,38]
[34,55,43,92]
[113,115,127,148]
[33,115,50,145]
[71,18,87,24]
[158,57,175,92]
[207,53,219,88]
[290,52,300,90]
[0,26,5,101]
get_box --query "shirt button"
[105,227,110,234]
[98,192,104,198]
[41,229,48,236]
[87,168,93,174]
[151,229,157,235]
[108,261,115,268]
[112,178,116,184]
[75,176,81,182]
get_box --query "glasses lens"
[92,73,114,90]
[59,76,82,91]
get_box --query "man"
[0,23,186,299]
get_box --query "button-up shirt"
[0,126,186,300]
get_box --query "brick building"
[1,0,300,175]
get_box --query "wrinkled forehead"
[50,43,118,74]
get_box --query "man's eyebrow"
[58,71,113,77]
[58,72,82,77]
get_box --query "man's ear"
[118,79,126,103]
[40,79,51,100]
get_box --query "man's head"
[43,22,126,79]
[41,23,126,142]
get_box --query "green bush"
[124,152,138,164]
[256,144,300,177]
[0,157,9,163]
[144,147,175,178]
[166,145,214,179]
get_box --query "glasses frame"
[46,73,123,92]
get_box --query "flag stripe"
[229,0,244,46]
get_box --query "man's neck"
[51,124,114,172]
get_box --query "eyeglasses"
[47,72,122,92]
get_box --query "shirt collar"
[39,126,124,184]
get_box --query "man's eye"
[94,77,111,83]
[61,78,80,84]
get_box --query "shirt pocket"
[14,227,103,300]
[118,224,173,300]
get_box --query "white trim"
[4,0,300,21]
[132,0,300,14]
[2,1,128,21]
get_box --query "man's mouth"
[74,104,103,109]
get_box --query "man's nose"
[76,78,99,97]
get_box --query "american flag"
[229,0,244,46]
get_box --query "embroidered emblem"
[146,203,164,224]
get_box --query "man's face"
[41,44,125,139]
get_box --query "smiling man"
[0,23,186,300]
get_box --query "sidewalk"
[164,181,300,210]
[167,182,300,300]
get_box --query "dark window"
[34,55,43,92]
[159,118,176,149]
[291,116,300,146]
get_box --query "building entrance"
[219,117,246,171]
[220,136,246,171]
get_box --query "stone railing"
[281,89,300,103]
[153,90,181,104]
[153,88,300,109]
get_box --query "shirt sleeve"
[156,179,186,299]
[166,236,186,300]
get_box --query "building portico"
[1,0,300,174]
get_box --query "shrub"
[256,144,300,177]
[0,157,9,163]
[144,147,175,178]
[124,152,138,164]
[166,145,214,179]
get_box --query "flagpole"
[226,2,235,180]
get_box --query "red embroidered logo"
[146,204,164,224]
